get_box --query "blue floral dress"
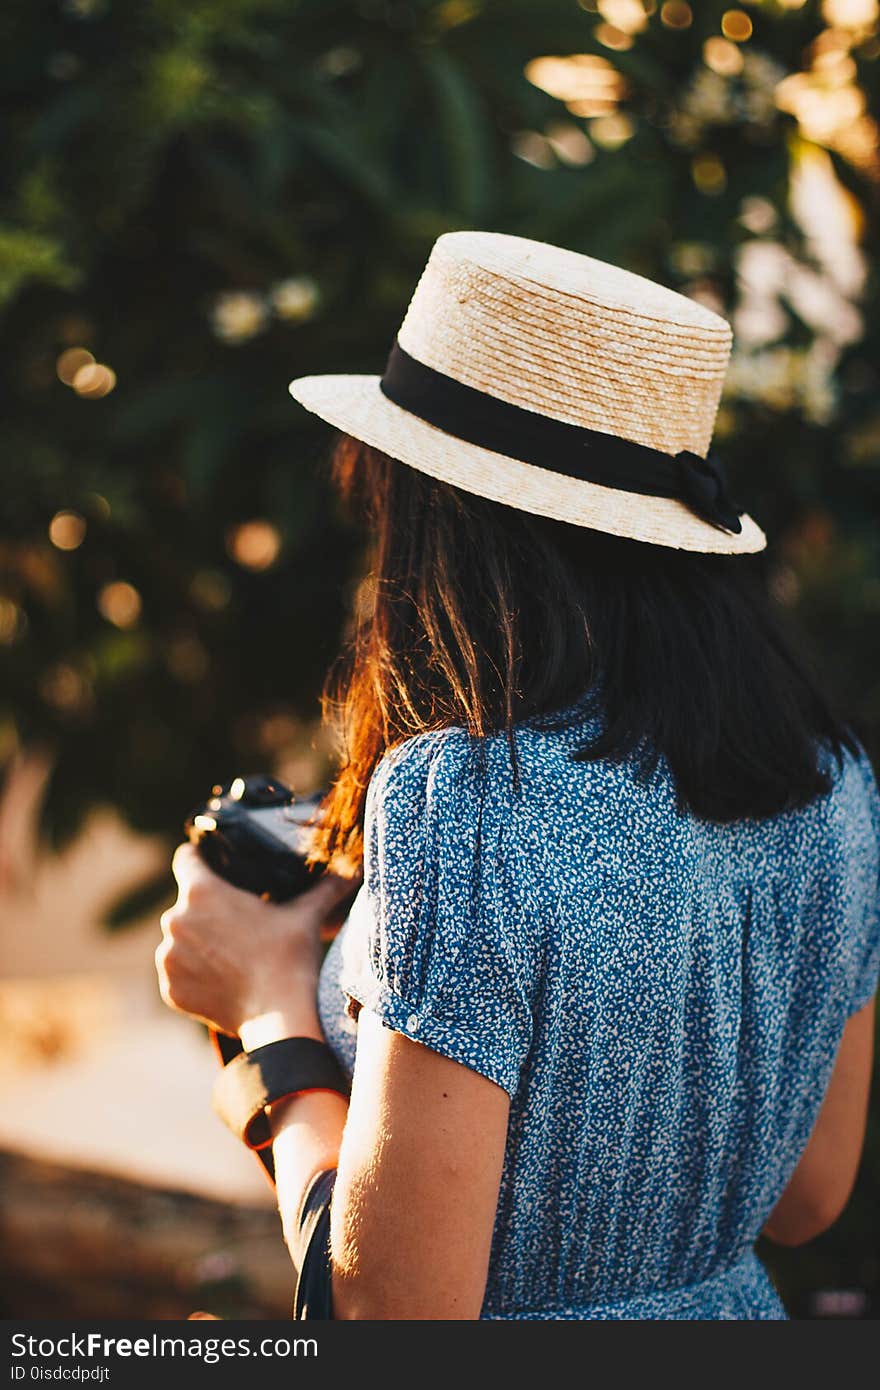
[317,693,880,1320]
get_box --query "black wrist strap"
[212,1037,350,1150]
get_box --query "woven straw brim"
[289,374,767,555]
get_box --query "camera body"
[184,773,324,902]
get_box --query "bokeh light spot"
[270,277,320,323]
[226,521,282,572]
[98,581,142,628]
[525,54,626,110]
[39,663,89,713]
[544,121,595,165]
[822,0,879,29]
[692,152,727,194]
[190,569,232,611]
[210,291,268,345]
[511,131,555,167]
[598,0,653,31]
[49,510,87,551]
[434,0,481,28]
[590,111,636,147]
[0,598,26,645]
[721,10,753,42]
[704,37,745,74]
[819,44,858,77]
[72,363,117,398]
[661,2,692,29]
[776,72,866,142]
[739,196,777,233]
[56,347,94,385]
[596,23,633,49]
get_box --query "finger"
[170,840,228,895]
[154,940,175,1006]
[171,839,203,883]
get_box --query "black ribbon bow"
[674,451,743,535]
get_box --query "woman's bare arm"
[762,998,875,1247]
[269,1008,509,1320]
[330,1010,509,1319]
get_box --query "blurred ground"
[0,1151,292,1319]
[0,751,291,1318]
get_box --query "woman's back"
[157,234,878,1322]
[320,695,880,1319]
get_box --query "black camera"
[184,773,324,902]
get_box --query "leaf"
[294,118,393,206]
[0,224,79,307]
[418,47,494,220]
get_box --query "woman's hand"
[155,842,357,1047]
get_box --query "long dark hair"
[313,434,857,867]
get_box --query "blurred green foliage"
[1,0,879,1316]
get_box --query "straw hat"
[289,231,765,554]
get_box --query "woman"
[156,233,880,1320]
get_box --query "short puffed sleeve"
[338,729,533,1097]
[846,749,880,1015]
